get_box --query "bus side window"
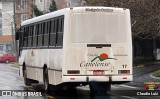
[23,26,28,48]
[49,21,52,33]
[28,26,33,47]
[33,24,38,48]
[56,18,64,48]
[43,21,49,47]
[31,25,33,47]
[38,23,43,47]
[49,20,56,47]
[27,26,29,48]
[19,27,24,50]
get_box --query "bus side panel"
[48,49,63,85]
[48,70,55,84]
[26,67,38,80]
[48,70,62,85]
[55,71,62,85]
[48,49,63,70]
[20,49,63,84]
[127,10,133,75]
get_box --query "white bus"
[17,7,132,91]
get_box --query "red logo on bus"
[91,53,117,62]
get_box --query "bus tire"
[43,68,50,91]
[23,67,32,86]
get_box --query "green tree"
[32,5,43,17]
[49,0,57,12]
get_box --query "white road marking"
[79,84,138,90]
[111,85,120,88]
[110,93,138,99]
[119,85,137,89]
[121,96,138,99]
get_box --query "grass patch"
[153,70,160,77]
[137,64,144,68]
[133,64,144,68]
[10,62,20,68]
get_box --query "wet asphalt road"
[0,63,47,99]
[127,64,160,87]
[0,63,160,99]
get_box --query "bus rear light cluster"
[67,70,80,74]
[118,70,130,74]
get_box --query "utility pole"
[13,0,18,61]
[13,0,16,34]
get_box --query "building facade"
[0,0,14,53]
[15,0,33,29]
[0,2,2,35]
[55,0,68,9]
[1,1,14,35]
[34,0,84,12]
[65,0,85,7]
[34,0,52,13]
[0,35,14,52]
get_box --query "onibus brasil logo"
[144,80,160,90]
[80,53,117,67]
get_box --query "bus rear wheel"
[43,68,50,91]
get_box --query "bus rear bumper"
[63,75,133,82]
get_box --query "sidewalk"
[134,61,160,69]
[142,61,160,79]
[144,61,160,67]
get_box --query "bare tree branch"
[84,0,160,39]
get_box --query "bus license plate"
[93,70,104,75]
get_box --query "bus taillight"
[122,77,127,79]
[67,70,80,74]
[118,70,130,74]
[70,78,75,80]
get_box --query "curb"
[133,65,144,69]
[144,61,160,67]
[11,65,19,68]
[10,63,20,68]
[149,73,160,79]
[134,62,160,69]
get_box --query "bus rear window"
[71,13,128,43]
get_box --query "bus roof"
[21,8,66,26]
[21,7,129,26]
